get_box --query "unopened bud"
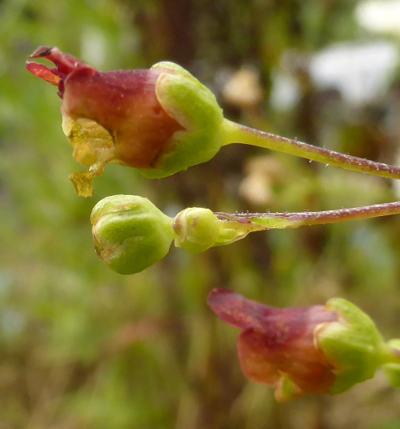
[90,195,174,274]
[173,208,220,253]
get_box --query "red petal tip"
[208,288,269,330]
[28,46,54,59]
[26,61,61,86]
[26,45,94,91]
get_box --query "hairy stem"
[222,119,400,181]
[216,200,400,230]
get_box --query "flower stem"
[216,200,400,230]
[222,119,400,181]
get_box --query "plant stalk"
[216,200,400,230]
[223,119,400,181]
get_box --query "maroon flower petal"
[27,46,91,80]
[238,327,336,396]
[25,62,61,86]
[62,67,183,168]
[26,46,183,171]
[26,46,94,97]
[237,329,280,386]
[207,288,272,330]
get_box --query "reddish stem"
[217,200,400,229]
[223,120,400,181]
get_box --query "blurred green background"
[2,0,400,427]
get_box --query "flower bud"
[173,208,220,253]
[90,195,174,274]
[26,47,223,196]
[172,207,265,253]
[208,289,399,401]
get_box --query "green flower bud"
[172,207,263,253]
[172,208,220,253]
[91,195,174,274]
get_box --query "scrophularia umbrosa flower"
[26,46,223,196]
[208,288,400,401]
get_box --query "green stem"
[222,119,400,181]
[216,200,400,230]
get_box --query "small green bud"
[317,298,387,394]
[173,208,220,253]
[172,207,261,253]
[90,195,174,274]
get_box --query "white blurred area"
[271,41,398,110]
[81,27,107,67]
[310,41,398,105]
[356,0,400,36]
[270,0,400,111]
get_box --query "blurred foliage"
[1,0,400,427]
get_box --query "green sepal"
[275,374,302,402]
[172,207,264,253]
[140,62,224,178]
[383,339,400,388]
[90,195,174,274]
[317,298,386,394]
